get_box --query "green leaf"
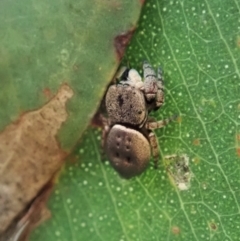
[0,0,142,149]
[31,0,240,240]
[0,0,143,239]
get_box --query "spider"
[101,61,176,178]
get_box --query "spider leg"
[148,132,160,168]
[142,61,158,101]
[146,115,177,168]
[154,67,164,110]
[142,61,165,111]
[145,115,178,130]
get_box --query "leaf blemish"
[193,138,200,146]
[193,157,200,164]
[114,28,135,61]
[0,84,74,238]
[171,226,180,235]
[236,148,240,157]
[42,88,53,99]
[209,222,217,231]
[165,154,192,191]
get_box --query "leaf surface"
[31,0,240,240]
[0,0,142,239]
[0,0,142,148]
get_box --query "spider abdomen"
[105,124,151,179]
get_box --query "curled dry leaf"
[1,183,53,241]
[0,84,74,240]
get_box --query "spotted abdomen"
[105,124,151,179]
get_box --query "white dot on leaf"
[81,223,86,227]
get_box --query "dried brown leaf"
[0,84,73,238]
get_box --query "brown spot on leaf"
[114,28,135,60]
[0,84,73,236]
[237,147,240,157]
[193,157,200,164]
[91,107,105,128]
[90,97,106,128]
[42,88,53,99]
[193,138,200,146]
[209,221,217,231]
[67,153,79,165]
[172,226,180,235]
[176,115,182,123]
[139,0,146,5]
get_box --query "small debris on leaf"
[164,154,193,191]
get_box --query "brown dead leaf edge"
[0,84,74,241]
